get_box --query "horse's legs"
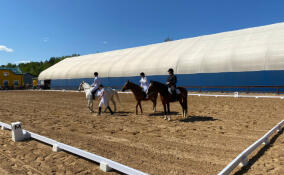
[88,99,94,113]
[182,96,188,118]
[91,100,94,113]
[162,102,167,120]
[138,101,143,114]
[136,102,139,115]
[178,98,184,118]
[167,103,171,121]
[87,100,91,112]
[151,98,157,113]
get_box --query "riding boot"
[172,90,177,100]
[92,91,96,100]
[97,107,101,115]
[92,89,97,100]
[107,106,114,115]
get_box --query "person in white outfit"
[97,85,114,115]
[91,72,101,99]
[139,72,149,92]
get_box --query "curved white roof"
[39,22,284,80]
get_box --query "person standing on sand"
[97,84,114,115]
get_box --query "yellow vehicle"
[0,67,24,89]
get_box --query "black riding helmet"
[168,68,174,73]
[140,72,145,76]
[94,72,98,76]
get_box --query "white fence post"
[234,92,239,98]
[100,162,112,172]
[0,121,148,175]
[11,122,30,142]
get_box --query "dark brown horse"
[146,80,188,121]
[121,80,158,115]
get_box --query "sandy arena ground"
[0,91,283,175]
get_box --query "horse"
[78,81,120,113]
[121,80,158,115]
[146,80,187,121]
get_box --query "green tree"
[1,54,80,76]
[164,36,173,42]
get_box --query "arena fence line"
[218,120,284,175]
[0,121,148,175]
[14,89,284,99]
[187,93,284,99]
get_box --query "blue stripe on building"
[50,70,284,92]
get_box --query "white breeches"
[142,85,148,92]
[99,96,109,107]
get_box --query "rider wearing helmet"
[91,72,101,99]
[166,68,177,97]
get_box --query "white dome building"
[39,22,284,92]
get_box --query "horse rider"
[91,72,101,99]
[139,72,149,92]
[166,68,177,97]
[97,84,114,115]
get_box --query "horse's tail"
[114,90,121,104]
[181,87,188,114]
[184,93,188,114]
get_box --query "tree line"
[0,54,80,76]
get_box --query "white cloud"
[43,37,49,42]
[103,41,108,44]
[0,45,13,52]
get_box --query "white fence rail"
[0,121,148,175]
[11,89,284,99]
[218,120,284,175]
[188,93,284,99]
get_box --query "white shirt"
[97,88,109,107]
[91,77,101,89]
[139,77,148,92]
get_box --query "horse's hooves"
[168,118,171,121]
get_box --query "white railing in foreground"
[218,120,284,175]
[0,121,148,175]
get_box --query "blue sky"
[0,0,284,65]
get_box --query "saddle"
[142,91,148,100]
[169,88,181,102]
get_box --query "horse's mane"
[151,81,167,89]
[83,82,91,89]
[127,81,143,90]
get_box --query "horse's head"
[121,80,130,92]
[78,81,85,91]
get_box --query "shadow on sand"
[179,116,218,123]
[233,129,283,175]
[148,111,179,117]
[113,111,132,116]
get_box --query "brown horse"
[146,80,188,121]
[121,80,158,115]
